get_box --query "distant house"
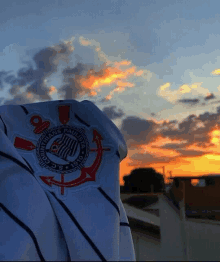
[121,174,220,261]
[169,174,220,219]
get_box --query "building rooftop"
[170,174,220,180]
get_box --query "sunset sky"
[1,0,220,185]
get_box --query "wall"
[159,192,220,261]
[131,229,160,261]
[185,179,220,207]
[158,194,186,261]
[186,219,220,261]
[170,178,220,208]
[128,191,220,261]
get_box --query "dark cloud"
[1,40,74,105]
[0,70,13,90]
[58,62,97,100]
[159,141,213,156]
[3,93,39,106]
[100,97,110,103]
[129,152,172,165]
[127,150,192,167]
[198,111,217,121]
[210,99,220,105]
[120,116,157,147]
[62,63,86,75]
[158,109,220,149]
[176,149,211,157]
[159,143,188,150]
[205,93,215,100]
[178,98,200,104]
[4,74,18,85]
[160,117,210,147]
[102,105,125,120]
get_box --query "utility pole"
[159,166,165,180]
[163,166,165,177]
[169,171,172,183]
[160,166,166,192]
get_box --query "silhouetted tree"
[205,177,215,186]
[122,167,165,193]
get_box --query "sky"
[1,0,220,185]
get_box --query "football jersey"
[0,99,136,261]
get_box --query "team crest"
[36,125,90,174]
[13,104,112,196]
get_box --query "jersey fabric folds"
[0,99,136,261]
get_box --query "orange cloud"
[209,128,220,145]
[48,86,57,95]
[26,92,34,99]
[179,84,192,94]
[116,81,134,88]
[79,38,91,46]
[211,69,220,75]
[114,60,132,67]
[159,82,170,91]
[68,62,141,100]
[135,70,144,76]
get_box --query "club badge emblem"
[14,104,112,196]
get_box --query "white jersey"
[0,99,136,261]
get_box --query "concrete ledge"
[187,217,220,225]
[129,217,160,240]
[123,203,160,227]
